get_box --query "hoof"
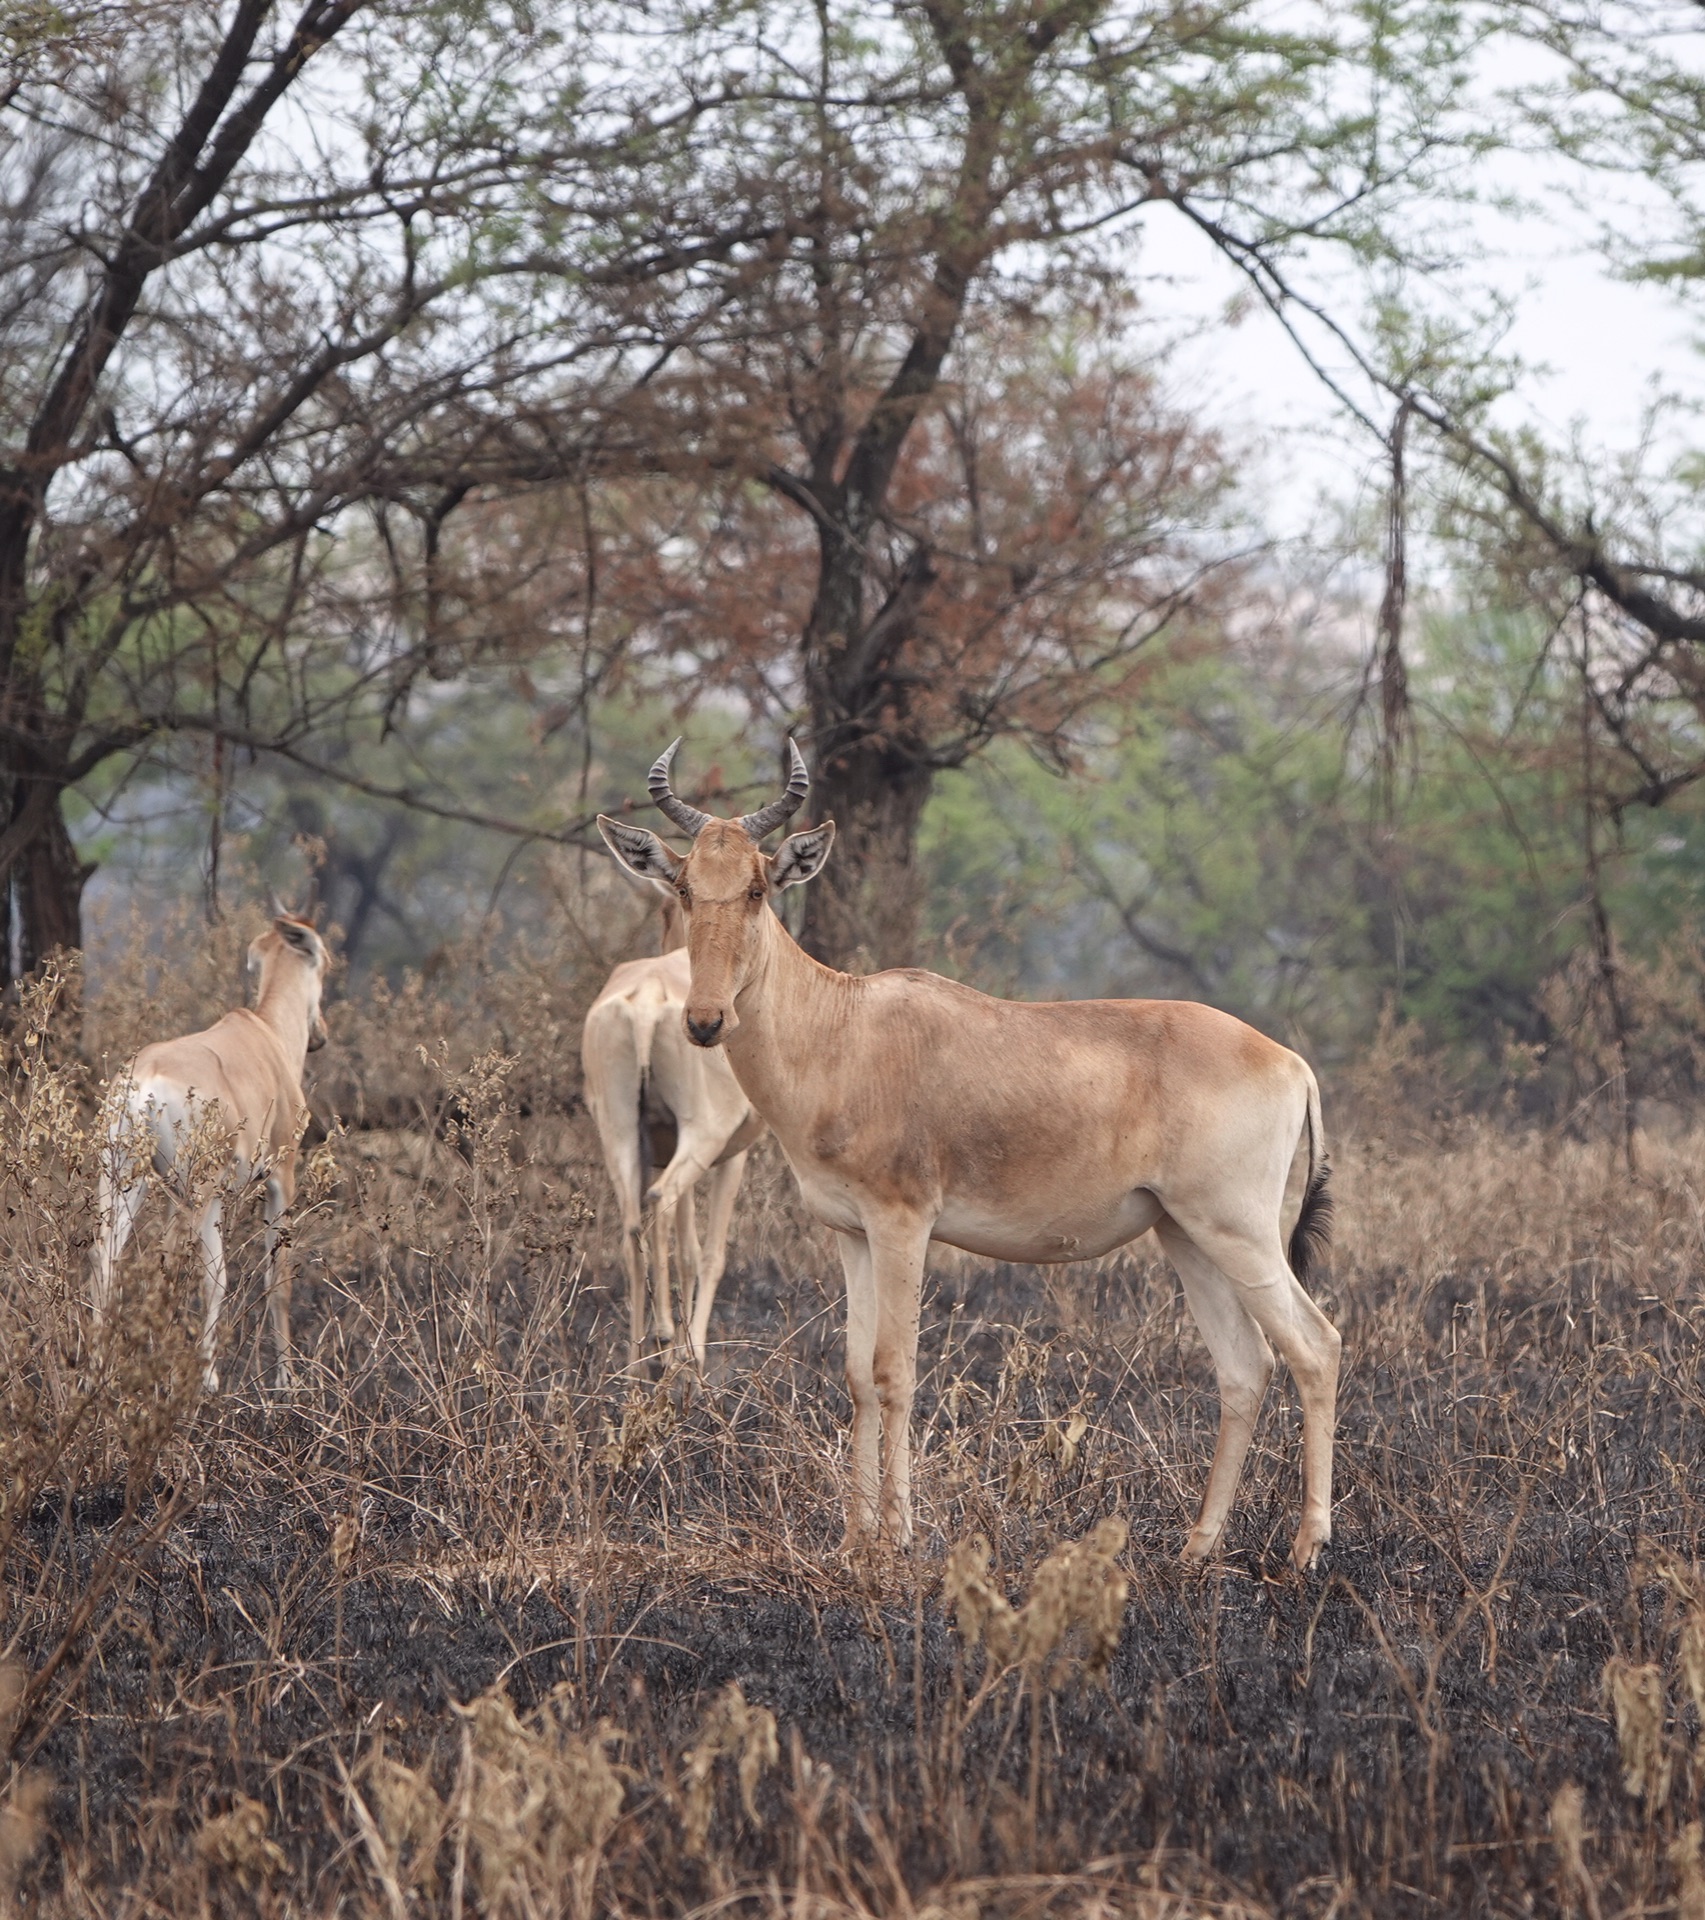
[1290,1531,1331,1574]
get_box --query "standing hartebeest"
[582,894,765,1366]
[91,905,330,1391]
[598,742,1341,1569]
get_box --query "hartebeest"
[582,894,765,1366]
[599,742,1341,1569]
[91,906,330,1391]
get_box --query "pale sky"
[1134,163,1705,550]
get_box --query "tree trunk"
[2,770,90,991]
[796,513,941,972]
[797,737,934,973]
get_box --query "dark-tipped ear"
[770,820,835,891]
[598,815,683,886]
[275,916,321,962]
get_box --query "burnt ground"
[10,1162,1705,1920]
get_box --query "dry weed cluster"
[0,916,1703,1916]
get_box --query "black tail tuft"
[1288,1162,1334,1285]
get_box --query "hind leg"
[1155,1217,1275,1564]
[672,1184,701,1349]
[1176,1216,1341,1569]
[91,1167,146,1337]
[264,1155,297,1391]
[594,1123,649,1369]
[619,1227,650,1367]
[647,1194,678,1355]
[193,1196,229,1393]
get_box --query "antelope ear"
[275,917,321,961]
[597,815,683,885]
[769,820,835,890]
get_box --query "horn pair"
[648,737,809,842]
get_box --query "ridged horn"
[647,737,714,837]
[739,738,810,842]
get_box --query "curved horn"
[739,737,810,842]
[647,737,714,837]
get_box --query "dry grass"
[2,923,1705,1917]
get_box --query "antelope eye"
[677,885,691,905]
[747,884,765,901]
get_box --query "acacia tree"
[551,318,1238,967]
[541,0,1477,967]
[2,0,1477,982]
[0,0,744,987]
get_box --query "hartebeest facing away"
[582,894,765,1366]
[91,907,331,1391]
[599,742,1341,1569]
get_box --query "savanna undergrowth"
[1,917,1703,1916]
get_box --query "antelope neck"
[254,966,316,1066]
[721,909,859,1123]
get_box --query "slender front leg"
[194,1197,228,1392]
[263,1154,298,1391]
[836,1230,880,1542]
[866,1216,930,1546]
[685,1151,747,1365]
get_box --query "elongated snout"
[687,1006,725,1052]
[684,1003,736,1048]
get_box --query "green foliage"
[919,599,1705,1076]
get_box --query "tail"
[633,993,662,1196]
[1287,1070,1334,1286]
[637,1044,656,1190]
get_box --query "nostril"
[686,1012,724,1045]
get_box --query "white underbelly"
[782,1142,1164,1261]
[925,1190,1167,1267]
[931,1187,1164,1263]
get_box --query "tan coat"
[91,914,329,1390]
[582,942,764,1366]
[601,788,1340,1571]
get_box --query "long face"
[599,815,835,1047]
[672,822,772,1044]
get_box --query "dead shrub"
[680,1682,779,1857]
[195,1795,287,1891]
